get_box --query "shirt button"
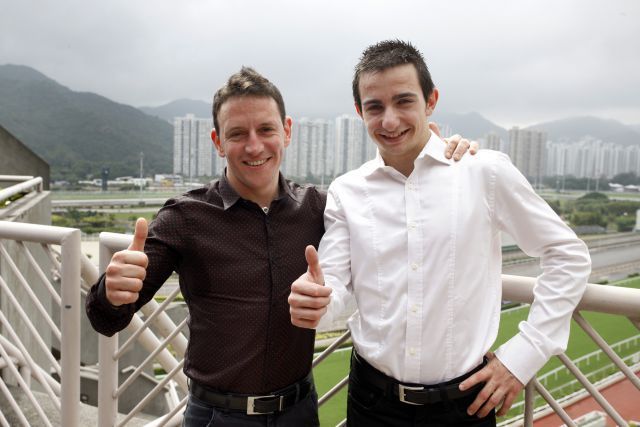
[409,348,416,356]
[411,263,418,271]
[411,305,417,313]
[408,221,416,229]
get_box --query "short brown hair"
[352,40,435,110]
[212,67,286,133]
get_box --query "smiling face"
[211,96,292,206]
[357,63,438,175]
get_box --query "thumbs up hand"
[288,245,332,329]
[105,218,149,306]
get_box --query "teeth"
[246,159,267,166]
[381,129,407,138]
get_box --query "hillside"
[527,116,640,146]
[0,64,173,181]
[432,111,507,140]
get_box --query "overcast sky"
[2,0,639,127]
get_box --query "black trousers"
[347,352,496,427]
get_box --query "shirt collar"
[419,132,453,166]
[364,131,452,177]
[218,169,297,210]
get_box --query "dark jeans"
[347,356,496,427]
[182,388,319,427]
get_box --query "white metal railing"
[0,176,43,204]
[313,276,640,427]
[95,231,640,427]
[0,221,81,427]
[1,221,639,426]
[98,232,188,427]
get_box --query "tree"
[570,211,606,228]
[610,172,639,186]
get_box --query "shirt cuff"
[96,274,132,313]
[494,332,548,385]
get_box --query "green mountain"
[431,111,507,140]
[0,64,172,181]
[526,116,640,146]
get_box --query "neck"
[382,130,431,178]
[227,174,279,208]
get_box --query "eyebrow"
[393,92,418,101]
[225,120,279,135]
[362,92,418,108]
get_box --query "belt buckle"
[246,395,283,415]
[398,384,425,406]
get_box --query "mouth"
[244,158,270,167]
[378,128,410,143]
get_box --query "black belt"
[352,350,485,405]
[189,373,313,415]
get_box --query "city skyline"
[172,112,640,184]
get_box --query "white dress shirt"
[318,133,591,385]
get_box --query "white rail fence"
[0,221,80,427]
[1,223,639,426]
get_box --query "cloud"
[1,0,639,127]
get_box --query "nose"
[244,130,264,156]
[381,107,400,131]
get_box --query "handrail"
[0,177,43,202]
[502,274,640,321]
[0,175,35,182]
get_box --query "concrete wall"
[0,125,50,189]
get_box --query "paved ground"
[0,384,152,426]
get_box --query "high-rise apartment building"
[283,118,333,181]
[546,137,640,179]
[509,127,547,185]
[334,115,374,177]
[484,132,503,152]
[173,114,225,180]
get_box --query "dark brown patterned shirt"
[86,173,326,394]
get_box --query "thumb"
[305,245,324,285]
[428,122,441,137]
[128,218,148,252]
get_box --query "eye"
[259,126,277,134]
[226,131,245,141]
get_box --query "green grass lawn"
[313,278,640,426]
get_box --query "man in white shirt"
[288,40,591,426]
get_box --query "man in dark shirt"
[86,66,475,426]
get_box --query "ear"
[355,103,363,119]
[425,88,439,117]
[283,116,293,148]
[211,129,225,157]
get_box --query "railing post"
[523,381,534,427]
[98,334,118,427]
[98,235,119,427]
[60,228,81,427]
